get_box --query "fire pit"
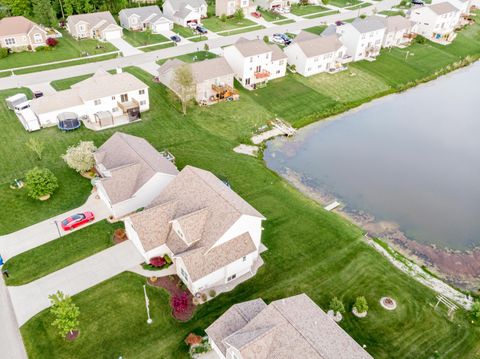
[380,297,397,311]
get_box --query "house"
[223,38,287,90]
[119,5,173,33]
[432,0,473,15]
[284,31,349,77]
[66,11,123,41]
[30,69,149,129]
[0,16,47,51]
[124,165,266,294]
[325,16,386,61]
[215,0,256,17]
[206,293,373,359]
[408,2,461,43]
[253,0,290,12]
[162,0,208,27]
[93,132,178,218]
[377,15,417,48]
[157,57,238,105]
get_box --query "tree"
[49,291,80,339]
[62,141,97,173]
[234,8,244,20]
[263,35,269,43]
[3,0,32,17]
[25,167,58,199]
[172,64,194,115]
[472,301,480,319]
[82,0,94,13]
[32,0,57,27]
[25,138,45,160]
[329,297,345,315]
[354,296,368,313]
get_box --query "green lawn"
[142,42,175,52]
[346,2,371,10]
[328,0,362,7]
[2,221,122,286]
[5,17,480,359]
[157,51,217,65]
[305,25,328,35]
[122,30,170,47]
[202,16,257,32]
[304,10,340,19]
[273,19,295,25]
[290,4,329,16]
[173,24,196,38]
[257,9,286,22]
[0,31,117,71]
[217,25,264,36]
[378,10,406,16]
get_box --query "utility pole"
[58,0,65,21]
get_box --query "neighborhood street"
[0,0,401,91]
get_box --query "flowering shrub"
[149,256,166,267]
[172,292,189,314]
[46,37,58,47]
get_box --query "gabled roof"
[232,38,273,57]
[429,1,459,14]
[269,44,287,61]
[207,294,373,359]
[0,16,45,37]
[352,16,386,33]
[30,89,83,114]
[379,15,414,32]
[158,57,234,84]
[174,207,209,246]
[119,5,164,22]
[165,0,207,11]
[95,132,178,204]
[67,11,118,27]
[293,32,344,57]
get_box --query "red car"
[251,11,262,18]
[61,212,95,230]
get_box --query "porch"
[201,84,239,105]
[82,112,141,131]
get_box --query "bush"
[209,289,216,298]
[62,141,97,173]
[25,167,59,200]
[35,45,53,52]
[0,48,8,58]
[172,292,189,313]
[329,297,345,314]
[220,14,227,22]
[415,36,427,45]
[263,35,269,43]
[149,256,166,267]
[354,296,368,313]
[472,301,480,319]
[46,37,58,47]
[164,254,172,264]
[234,8,244,20]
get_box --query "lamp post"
[143,285,153,324]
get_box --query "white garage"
[152,18,174,33]
[103,25,123,40]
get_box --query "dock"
[324,201,341,211]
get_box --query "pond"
[265,62,480,250]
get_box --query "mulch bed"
[148,276,196,322]
[65,330,80,341]
[112,229,128,244]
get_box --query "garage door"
[153,22,172,32]
[104,29,122,40]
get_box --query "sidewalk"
[0,193,110,261]
[8,240,144,326]
[108,37,143,56]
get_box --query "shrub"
[62,141,97,173]
[172,292,189,313]
[25,138,45,160]
[149,256,166,267]
[472,301,480,319]
[25,167,58,200]
[48,291,80,339]
[164,254,172,264]
[200,293,207,302]
[329,297,345,314]
[234,8,244,20]
[220,14,227,22]
[114,228,126,239]
[46,37,58,47]
[263,35,269,43]
[415,36,427,45]
[209,290,216,298]
[354,296,368,313]
[0,48,8,58]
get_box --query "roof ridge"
[116,133,161,174]
[226,324,277,351]
[173,207,209,222]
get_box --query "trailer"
[16,108,41,132]
[5,93,28,110]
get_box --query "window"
[79,24,85,31]
[5,37,15,46]
[250,57,253,63]
[112,107,118,112]
[111,96,116,100]
[181,268,189,281]
[241,0,248,6]
[33,33,43,44]
[140,100,146,106]
[120,94,129,102]
[279,60,284,65]
[255,65,261,72]
[227,274,236,282]
[131,17,138,24]
[242,256,247,262]
[94,99,101,106]
[245,78,251,85]
[139,89,145,95]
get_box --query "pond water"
[265,62,480,250]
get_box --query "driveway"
[26,82,57,95]
[0,193,110,261]
[0,277,27,359]
[108,37,143,56]
[8,240,144,326]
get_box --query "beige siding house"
[206,294,374,359]
[157,57,238,105]
[216,0,256,17]
[0,16,48,51]
[378,15,416,48]
[66,11,123,41]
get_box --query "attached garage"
[152,20,173,33]
[104,28,122,40]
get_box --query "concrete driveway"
[0,193,110,261]
[8,240,144,326]
[26,82,57,95]
[108,37,143,56]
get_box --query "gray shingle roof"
[352,16,386,33]
[158,57,234,83]
[294,32,344,57]
[0,16,44,36]
[429,2,459,14]
[67,11,117,27]
[233,38,274,57]
[380,15,414,32]
[119,5,163,22]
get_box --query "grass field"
[346,2,371,10]
[290,4,329,16]
[173,24,197,38]
[122,30,170,47]
[2,221,122,286]
[305,25,328,35]
[257,9,286,22]
[202,16,257,32]
[4,16,480,359]
[141,42,175,52]
[217,25,264,36]
[328,0,362,7]
[157,51,217,65]
[0,31,117,71]
[304,10,340,19]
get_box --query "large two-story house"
[30,69,149,129]
[66,11,122,41]
[408,2,461,44]
[216,0,256,16]
[377,15,417,48]
[224,38,287,90]
[163,0,208,27]
[119,5,173,33]
[124,165,266,295]
[253,0,291,11]
[0,16,48,51]
[284,31,349,77]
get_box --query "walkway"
[0,193,110,261]
[0,277,27,359]
[108,37,143,56]
[8,240,144,326]
[0,0,401,91]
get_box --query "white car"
[272,34,285,44]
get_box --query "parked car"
[251,11,262,18]
[279,33,291,44]
[196,26,208,34]
[33,91,43,98]
[272,33,291,45]
[170,35,181,43]
[411,0,424,4]
[187,22,198,29]
[61,212,95,231]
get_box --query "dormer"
[170,207,209,247]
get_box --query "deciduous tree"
[32,0,57,27]
[49,291,80,339]
[62,141,97,173]
[172,64,195,115]
[25,167,59,199]
[25,138,45,160]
